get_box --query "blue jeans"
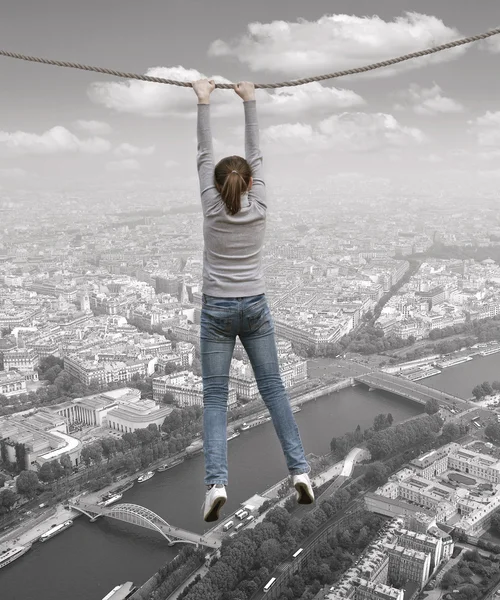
[200,293,310,486]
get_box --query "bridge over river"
[69,501,221,549]
[354,371,468,407]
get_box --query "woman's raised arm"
[194,79,217,213]
[235,82,266,209]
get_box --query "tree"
[485,422,500,444]
[50,460,64,480]
[441,569,461,590]
[481,381,494,396]
[164,363,179,375]
[472,385,484,400]
[38,462,54,483]
[0,473,6,488]
[425,398,440,415]
[16,470,40,499]
[441,422,461,443]
[373,414,390,432]
[192,358,202,377]
[15,443,26,471]
[60,454,73,475]
[0,488,17,512]
[490,512,500,534]
[364,462,390,487]
[43,364,63,384]
[162,391,176,404]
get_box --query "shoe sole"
[295,482,314,505]
[204,496,226,522]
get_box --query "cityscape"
[2,1,500,600]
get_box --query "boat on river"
[101,581,137,600]
[0,543,32,569]
[99,493,123,507]
[39,520,73,543]
[137,471,155,483]
[157,457,185,471]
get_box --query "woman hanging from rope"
[193,78,314,522]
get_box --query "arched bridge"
[69,501,221,548]
[354,371,468,407]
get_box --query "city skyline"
[0,0,499,192]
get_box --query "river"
[423,351,500,399]
[5,352,498,600]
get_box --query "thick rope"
[0,27,499,89]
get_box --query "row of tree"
[172,488,385,600]
[330,413,394,458]
[392,312,500,364]
[0,406,204,509]
[472,381,500,400]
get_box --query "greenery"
[485,421,500,444]
[425,398,440,415]
[15,470,41,499]
[490,512,500,536]
[391,314,500,364]
[440,549,500,600]
[150,546,206,600]
[0,488,17,514]
[177,497,385,600]
[0,354,155,417]
[330,413,418,458]
[472,381,500,400]
[0,406,203,512]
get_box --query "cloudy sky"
[0,0,499,191]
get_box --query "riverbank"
[0,379,353,558]
[132,445,370,600]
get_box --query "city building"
[153,371,237,408]
[0,409,82,469]
[0,370,27,398]
[52,387,172,433]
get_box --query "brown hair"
[214,155,252,215]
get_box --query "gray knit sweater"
[197,101,267,298]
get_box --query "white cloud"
[89,66,234,118]
[114,143,155,157]
[0,168,27,178]
[0,126,111,156]
[478,169,500,178]
[395,84,464,116]
[74,120,112,135]
[106,159,141,172]
[481,36,500,54]
[209,12,465,78]
[255,82,364,118]
[89,66,363,120]
[478,150,500,161]
[262,112,425,154]
[420,153,443,163]
[468,111,500,147]
[164,159,179,168]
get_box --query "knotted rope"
[0,26,499,89]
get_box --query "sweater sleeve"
[244,100,266,210]
[197,103,220,216]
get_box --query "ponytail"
[214,155,252,216]
[221,171,246,215]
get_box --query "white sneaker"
[292,473,314,505]
[203,484,227,522]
